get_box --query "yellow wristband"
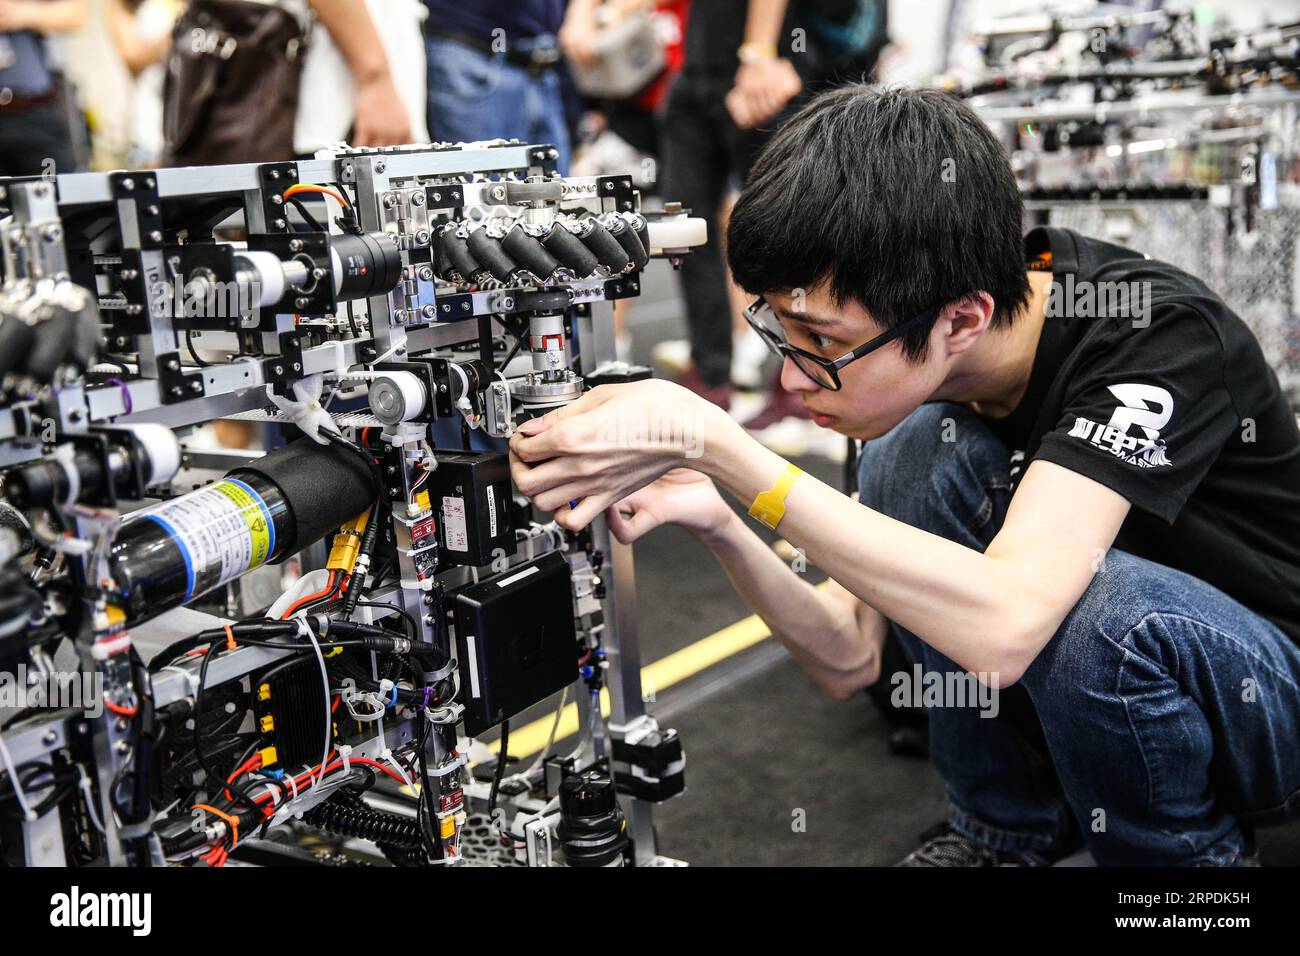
[748,463,804,531]
[738,41,779,64]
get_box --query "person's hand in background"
[353,74,412,146]
[726,55,802,129]
[559,0,602,69]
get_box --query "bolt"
[147,205,160,216]
[288,238,304,252]
[415,230,431,245]
[269,170,281,180]
[312,267,326,281]
[389,487,401,498]
[42,730,57,746]
[295,297,310,309]
[604,181,614,192]
[438,383,447,393]
[417,266,434,281]
[547,148,558,160]
[383,194,396,209]
[271,195,284,205]
[149,230,163,243]
[421,304,436,319]
[170,386,183,397]
[165,357,180,371]
[411,192,426,206]
[42,224,63,242]
[144,177,156,189]
[291,362,301,372]
[274,218,287,230]
[490,184,507,202]
[121,178,135,191]
[273,365,284,376]
[441,304,451,313]
[431,191,442,203]
[190,380,203,393]
[386,465,397,476]
[376,161,387,173]
[424,614,436,626]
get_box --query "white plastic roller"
[646,217,708,254]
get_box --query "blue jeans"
[425,36,570,172]
[858,402,1300,865]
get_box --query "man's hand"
[353,76,412,147]
[606,469,734,544]
[508,380,739,531]
[725,57,802,129]
[0,0,31,32]
[558,0,602,69]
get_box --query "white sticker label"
[135,478,275,601]
[486,485,498,538]
[442,495,468,552]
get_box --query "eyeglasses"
[742,296,938,391]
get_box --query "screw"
[376,160,387,173]
[383,194,396,209]
[604,181,614,192]
[291,362,301,372]
[170,386,183,397]
[165,357,180,371]
[274,218,287,230]
[271,195,284,205]
[191,380,203,393]
[144,177,156,189]
[421,304,436,319]
[411,192,426,206]
[269,170,281,180]
[121,178,135,191]
[431,191,442,203]
[273,365,284,376]
[147,205,160,216]
[312,267,326,281]
[42,730,56,745]
[417,266,434,281]
[42,224,62,242]
[289,238,304,252]
[149,230,163,243]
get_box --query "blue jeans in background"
[425,35,570,172]
[858,402,1300,865]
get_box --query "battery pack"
[431,451,515,567]
[453,551,577,736]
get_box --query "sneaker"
[739,383,810,431]
[895,822,1061,867]
[674,365,733,411]
[731,327,770,391]
[651,338,691,375]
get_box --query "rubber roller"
[576,217,632,274]
[0,314,36,377]
[466,226,523,284]
[441,227,487,283]
[542,222,600,278]
[432,230,458,282]
[601,214,649,271]
[502,224,563,282]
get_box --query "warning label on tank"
[140,478,276,601]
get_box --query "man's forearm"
[701,427,1045,681]
[308,0,389,85]
[698,508,882,698]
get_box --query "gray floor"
[599,261,1300,866]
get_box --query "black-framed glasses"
[742,296,938,391]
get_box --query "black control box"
[430,451,515,567]
[453,550,577,736]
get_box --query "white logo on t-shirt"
[1066,383,1174,468]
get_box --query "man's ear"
[938,292,995,356]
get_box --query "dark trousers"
[659,71,769,387]
[0,101,75,178]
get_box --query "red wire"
[282,184,349,206]
[104,700,139,717]
[281,570,339,619]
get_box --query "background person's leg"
[425,37,524,144]
[1020,550,1300,865]
[857,403,1078,856]
[659,76,735,396]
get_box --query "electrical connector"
[326,509,371,571]
[258,745,278,768]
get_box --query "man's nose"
[780,356,819,393]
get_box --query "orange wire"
[104,700,139,717]
[282,184,349,206]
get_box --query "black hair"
[727,85,1030,362]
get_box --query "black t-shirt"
[982,227,1300,644]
